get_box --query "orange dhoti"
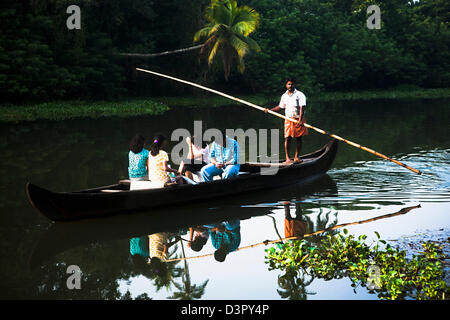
[284,219,307,238]
[284,118,308,138]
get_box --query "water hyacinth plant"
[265,230,448,300]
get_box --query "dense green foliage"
[266,230,448,300]
[0,99,168,122]
[0,0,448,103]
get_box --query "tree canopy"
[0,0,448,102]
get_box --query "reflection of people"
[187,226,210,252]
[179,136,210,180]
[264,79,308,163]
[148,232,179,275]
[128,134,149,180]
[130,236,149,260]
[283,201,307,239]
[205,220,241,262]
[148,134,183,186]
[200,133,240,181]
[129,233,179,275]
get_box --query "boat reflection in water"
[27,172,422,299]
[30,174,337,267]
[28,174,342,298]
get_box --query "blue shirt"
[128,148,149,178]
[129,236,149,258]
[210,220,241,252]
[209,136,240,165]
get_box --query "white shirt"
[279,89,306,118]
[188,144,210,163]
[202,145,210,163]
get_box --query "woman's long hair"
[150,134,166,156]
[129,134,145,154]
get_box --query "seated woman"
[178,136,210,180]
[148,134,183,187]
[147,232,180,277]
[128,134,149,181]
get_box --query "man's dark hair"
[129,134,145,154]
[214,244,229,262]
[190,236,207,252]
[286,78,295,83]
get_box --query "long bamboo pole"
[136,68,421,175]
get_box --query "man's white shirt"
[279,89,306,118]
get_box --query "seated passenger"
[148,134,183,187]
[147,232,179,276]
[128,134,149,181]
[200,133,240,182]
[187,226,210,252]
[178,136,210,180]
[206,220,241,262]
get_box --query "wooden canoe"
[26,139,338,221]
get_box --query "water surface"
[0,98,448,299]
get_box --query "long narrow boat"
[26,139,338,221]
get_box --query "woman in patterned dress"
[147,134,183,186]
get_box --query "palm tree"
[168,240,209,300]
[194,0,261,80]
[277,268,316,300]
[152,244,183,292]
[168,274,209,300]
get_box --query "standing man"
[265,78,308,163]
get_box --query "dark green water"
[0,98,448,299]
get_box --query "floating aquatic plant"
[265,230,448,300]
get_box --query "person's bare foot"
[294,158,303,163]
[284,158,293,164]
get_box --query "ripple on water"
[329,148,450,205]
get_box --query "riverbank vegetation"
[265,230,448,300]
[1,0,448,104]
[0,99,169,122]
[1,87,449,122]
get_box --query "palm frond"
[194,26,213,43]
[237,56,245,73]
[199,35,217,56]
[232,7,260,35]
[206,0,232,25]
[208,23,231,38]
[234,33,261,52]
[208,39,223,65]
[229,34,249,58]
